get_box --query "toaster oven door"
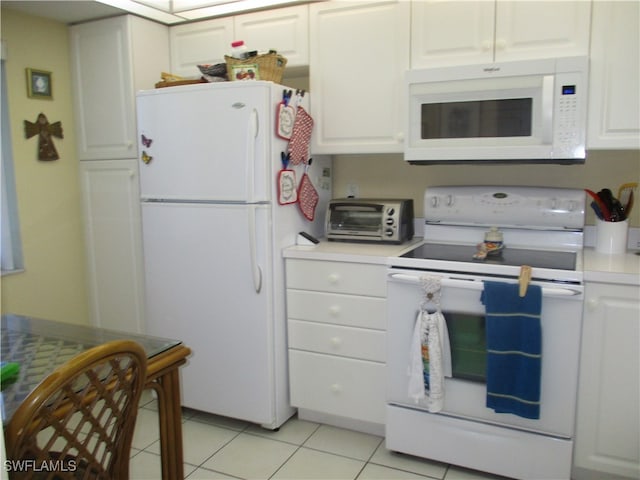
[327,203,383,239]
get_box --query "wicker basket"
[225,53,288,83]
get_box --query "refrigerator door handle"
[247,109,259,203]
[248,205,262,293]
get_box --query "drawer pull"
[330,337,342,348]
[328,273,340,284]
[329,305,341,316]
[330,383,342,394]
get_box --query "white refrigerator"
[136,81,331,429]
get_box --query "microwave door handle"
[541,75,554,145]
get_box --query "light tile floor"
[130,392,510,480]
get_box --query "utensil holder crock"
[595,218,628,254]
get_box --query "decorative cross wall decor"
[24,113,63,161]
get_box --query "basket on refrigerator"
[225,53,288,83]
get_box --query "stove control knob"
[446,195,454,207]
[550,198,558,210]
[430,196,440,208]
[567,200,577,212]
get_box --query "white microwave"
[405,57,588,164]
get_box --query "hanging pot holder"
[277,152,297,205]
[276,90,295,140]
[288,106,313,165]
[297,159,319,221]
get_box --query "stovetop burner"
[402,242,577,271]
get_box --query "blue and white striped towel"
[481,281,542,420]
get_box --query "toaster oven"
[326,199,414,244]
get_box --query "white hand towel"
[424,310,444,412]
[408,311,426,403]
[406,275,453,412]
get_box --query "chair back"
[5,339,147,479]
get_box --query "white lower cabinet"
[289,351,385,424]
[573,282,640,480]
[286,259,387,428]
[79,160,146,334]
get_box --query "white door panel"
[137,84,269,202]
[141,202,274,424]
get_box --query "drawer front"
[286,260,386,297]
[288,319,386,362]
[289,350,385,425]
[287,290,386,330]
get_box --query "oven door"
[387,268,584,438]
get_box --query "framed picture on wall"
[26,68,52,99]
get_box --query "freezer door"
[141,202,276,424]
[137,84,271,202]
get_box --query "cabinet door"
[573,283,640,479]
[587,1,640,150]
[411,0,494,68]
[169,17,234,78]
[289,350,386,424]
[70,17,137,160]
[79,160,145,334]
[495,1,590,62]
[310,0,410,154]
[234,5,309,69]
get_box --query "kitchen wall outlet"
[346,183,359,198]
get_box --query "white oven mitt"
[288,106,313,165]
[297,167,318,221]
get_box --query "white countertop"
[284,237,640,286]
[283,237,423,264]
[583,248,640,286]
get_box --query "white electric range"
[386,186,586,480]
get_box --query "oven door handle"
[388,273,582,297]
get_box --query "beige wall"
[333,150,640,226]
[1,8,89,324]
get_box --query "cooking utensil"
[618,182,638,201]
[585,189,611,221]
[618,182,637,218]
[590,201,605,221]
[624,190,634,218]
[599,188,625,221]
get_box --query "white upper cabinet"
[309,0,410,154]
[70,16,169,161]
[170,16,234,77]
[169,4,309,78]
[70,15,169,160]
[587,1,640,150]
[411,0,591,68]
[235,5,309,70]
[411,0,494,67]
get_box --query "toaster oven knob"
[387,207,395,216]
[385,228,394,237]
[386,218,394,225]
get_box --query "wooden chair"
[4,340,148,479]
